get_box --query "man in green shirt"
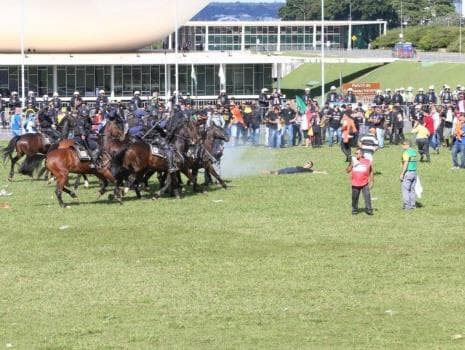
[400,140,418,210]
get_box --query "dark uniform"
[0,96,6,128]
[258,92,269,120]
[326,91,339,104]
[26,95,37,109]
[95,94,109,111]
[427,90,438,104]
[51,97,62,114]
[373,93,384,106]
[392,92,404,105]
[57,111,73,140]
[9,94,21,108]
[38,106,60,141]
[414,91,428,105]
[73,108,100,163]
[70,94,83,110]
[130,94,143,110]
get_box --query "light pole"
[460,2,463,55]
[321,0,325,103]
[348,0,352,50]
[20,0,25,109]
[174,0,179,105]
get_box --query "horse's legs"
[143,169,156,191]
[8,153,22,181]
[73,175,82,191]
[62,186,79,201]
[206,162,227,189]
[83,174,89,188]
[55,174,68,208]
[153,173,172,199]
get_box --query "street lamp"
[348,0,352,51]
[321,0,325,103]
[20,0,25,109]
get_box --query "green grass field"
[353,61,465,91]
[1,141,465,349]
[279,63,381,89]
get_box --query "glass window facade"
[207,26,242,51]
[244,26,278,51]
[0,66,53,97]
[280,26,314,51]
[0,64,273,98]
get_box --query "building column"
[277,25,281,52]
[383,22,387,36]
[165,64,170,102]
[313,24,317,50]
[53,65,57,94]
[110,65,115,99]
[205,25,209,51]
[241,25,245,51]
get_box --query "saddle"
[57,139,91,161]
[150,145,167,159]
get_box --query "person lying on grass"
[262,161,327,175]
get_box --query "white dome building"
[1,0,209,52]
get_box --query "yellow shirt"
[412,125,430,139]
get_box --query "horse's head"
[104,120,124,140]
[209,125,229,142]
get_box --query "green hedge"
[371,26,463,52]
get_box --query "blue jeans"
[429,133,439,150]
[376,128,385,148]
[452,143,465,168]
[12,129,22,137]
[267,127,278,148]
[250,127,260,145]
[284,124,293,146]
[327,127,340,146]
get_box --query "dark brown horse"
[2,133,50,181]
[188,124,229,191]
[46,139,115,208]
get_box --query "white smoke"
[220,145,274,178]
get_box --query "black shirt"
[277,167,313,175]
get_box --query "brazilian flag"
[295,95,307,114]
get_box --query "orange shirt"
[231,106,244,125]
[341,115,357,143]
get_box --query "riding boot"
[167,151,177,173]
[90,149,101,169]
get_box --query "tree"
[279,0,455,27]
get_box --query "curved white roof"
[1,0,209,52]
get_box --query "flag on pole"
[218,64,226,89]
[296,95,307,114]
[191,64,197,85]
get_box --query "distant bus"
[392,42,416,59]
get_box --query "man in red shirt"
[346,148,374,215]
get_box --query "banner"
[342,82,380,103]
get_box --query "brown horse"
[2,133,50,181]
[112,141,179,200]
[187,124,229,191]
[46,139,115,208]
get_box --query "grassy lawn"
[279,63,381,90]
[353,61,465,91]
[1,140,465,349]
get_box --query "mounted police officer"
[184,92,194,107]
[326,86,339,104]
[427,85,438,104]
[56,107,73,140]
[258,88,270,120]
[9,91,21,109]
[38,102,60,142]
[73,106,100,167]
[392,88,404,105]
[70,91,83,111]
[373,89,384,106]
[414,88,427,105]
[95,89,109,111]
[344,88,357,104]
[127,106,146,140]
[441,85,452,105]
[148,114,178,173]
[217,89,230,108]
[131,91,143,110]
[26,91,37,109]
[51,92,62,114]
[383,88,393,106]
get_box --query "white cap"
[53,92,59,97]
[330,86,336,90]
[220,89,226,93]
[386,88,391,92]
[261,88,268,93]
[43,94,48,99]
[407,86,413,92]
[399,87,405,91]
[429,85,434,90]
[418,87,424,91]
[28,91,34,96]
[74,90,79,95]
[11,91,18,95]
[444,85,450,89]
[134,91,140,95]
[304,87,310,91]
[99,89,105,94]
[347,88,353,92]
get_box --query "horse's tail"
[2,136,20,163]
[19,154,46,177]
